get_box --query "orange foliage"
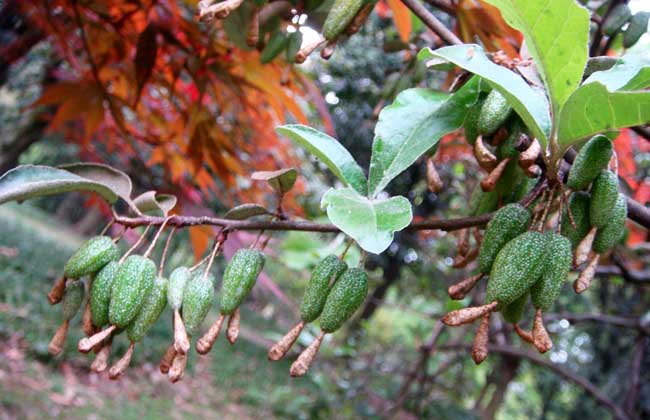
[455,0,523,57]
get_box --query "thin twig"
[399,0,462,45]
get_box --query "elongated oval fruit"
[320,268,368,333]
[182,273,215,336]
[501,292,528,324]
[90,261,120,328]
[567,135,613,190]
[63,236,119,279]
[260,30,288,64]
[590,171,619,229]
[168,266,192,311]
[322,0,365,41]
[127,276,168,343]
[603,3,632,36]
[477,90,512,137]
[469,186,498,216]
[496,119,523,160]
[62,280,85,321]
[486,231,548,309]
[300,255,348,323]
[109,255,156,328]
[561,192,591,249]
[478,204,531,274]
[464,98,485,146]
[593,193,627,254]
[219,249,265,315]
[623,12,650,48]
[530,233,572,311]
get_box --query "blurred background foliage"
[1,0,649,419]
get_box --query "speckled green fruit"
[469,186,498,216]
[320,268,368,333]
[322,0,365,40]
[531,233,571,311]
[478,204,531,274]
[299,255,347,323]
[219,249,265,315]
[486,231,548,309]
[63,236,119,279]
[590,171,619,229]
[168,266,192,311]
[501,293,528,324]
[90,261,119,328]
[593,193,627,254]
[260,31,287,64]
[127,276,168,343]
[561,192,592,249]
[109,255,156,328]
[182,274,215,336]
[477,90,512,136]
[464,99,484,145]
[567,135,613,190]
[62,280,84,321]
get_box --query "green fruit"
[109,255,156,328]
[469,186,498,216]
[182,273,215,336]
[299,255,348,323]
[90,261,119,328]
[531,233,572,311]
[168,266,192,311]
[477,90,512,136]
[603,4,632,36]
[501,293,528,324]
[567,135,613,190]
[507,176,538,204]
[623,12,650,48]
[561,191,592,249]
[322,0,365,40]
[495,159,523,198]
[62,280,84,321]
[320,268,368,333]
[127,276,168,343]
[285,31,303,63]
[63,236,119,279]
[260,30,288,64]
[590,171,619,229]
[486,231,548,309]
[593,193,627,254]
[496,119,523,160]
[219,249,265,315]
[464,98,484,145]
[478,204,531,274]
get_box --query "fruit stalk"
[268,321,306,361]
[290,331,325,377]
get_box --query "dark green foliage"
[603,4,632,35]
[127,276,168,343]
[486,231,548,309]
[63,236,119,279]
[319,268,368,333]
[593,193,627,254]
[624,12,650,48]
[90,260,119,328]
[478,204,531,274]
[477,90,512,136]
[567,135,613,190]
[299,255,347,323]
[590,170,619,229]
[531,233,572,311]
[109,255,156,328]
[220,249,265,315]
[182,273,215,336]
[469,186,498,216]
[561,191,592,249]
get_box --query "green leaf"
[367,77,481,197]
[58,162,132,201]
[251,168,298,196]
[277,124,367,195]
[483,0,590,115]
[321,187,412,254]
[0,165,120,205]
[130,191,177,216]
[583,51,650,91]
[419,45,551,147]
[558,82,650,147]
[224,203,270,220]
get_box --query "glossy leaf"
[419,45,551,146]
[583,51,650,91]
[483,0,590,115]
[321,187,412,254]
[0,165,119,205]
[58,162,132,201]
[368,77,482,197]
[558,82,650,148]
[224,203,271,220]
[251,168,298,195]
[131,191,178,216]
[277,124,367,195]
